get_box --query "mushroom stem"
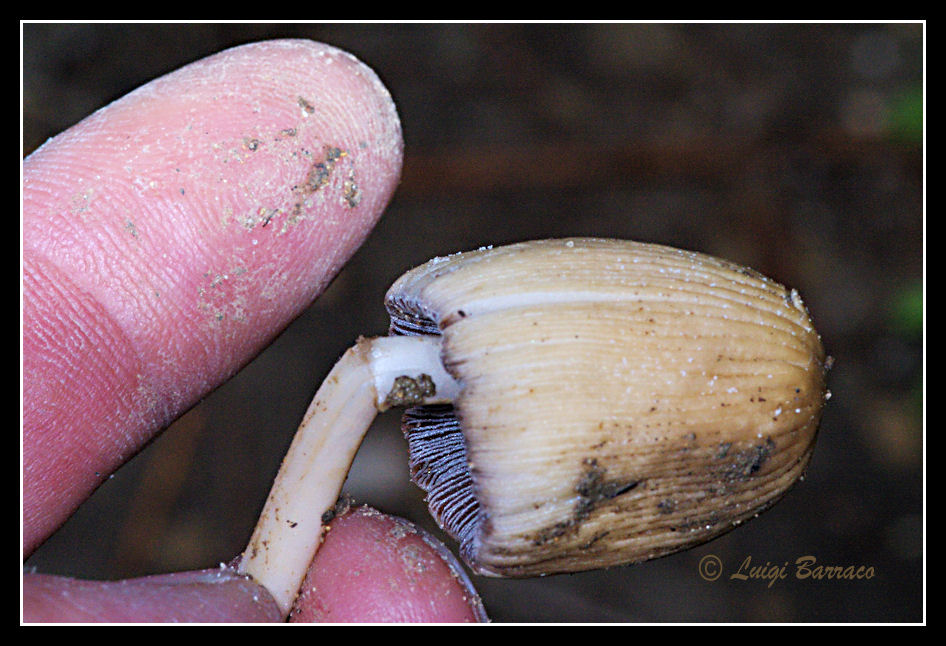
[238,334,458,616]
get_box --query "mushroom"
[238,237,830,616]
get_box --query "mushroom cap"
[386,238,828,577]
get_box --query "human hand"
[22,39,486,623]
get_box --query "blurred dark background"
[22,23,923,622]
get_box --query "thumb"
[289,506,489,623]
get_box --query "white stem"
[238,334,458,616]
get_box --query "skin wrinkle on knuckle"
[22,250,191,555]
[24,254,148,443]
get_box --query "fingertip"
[23,39,403,552]
[289,505,489,623]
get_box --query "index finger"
[23,39,403,554]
